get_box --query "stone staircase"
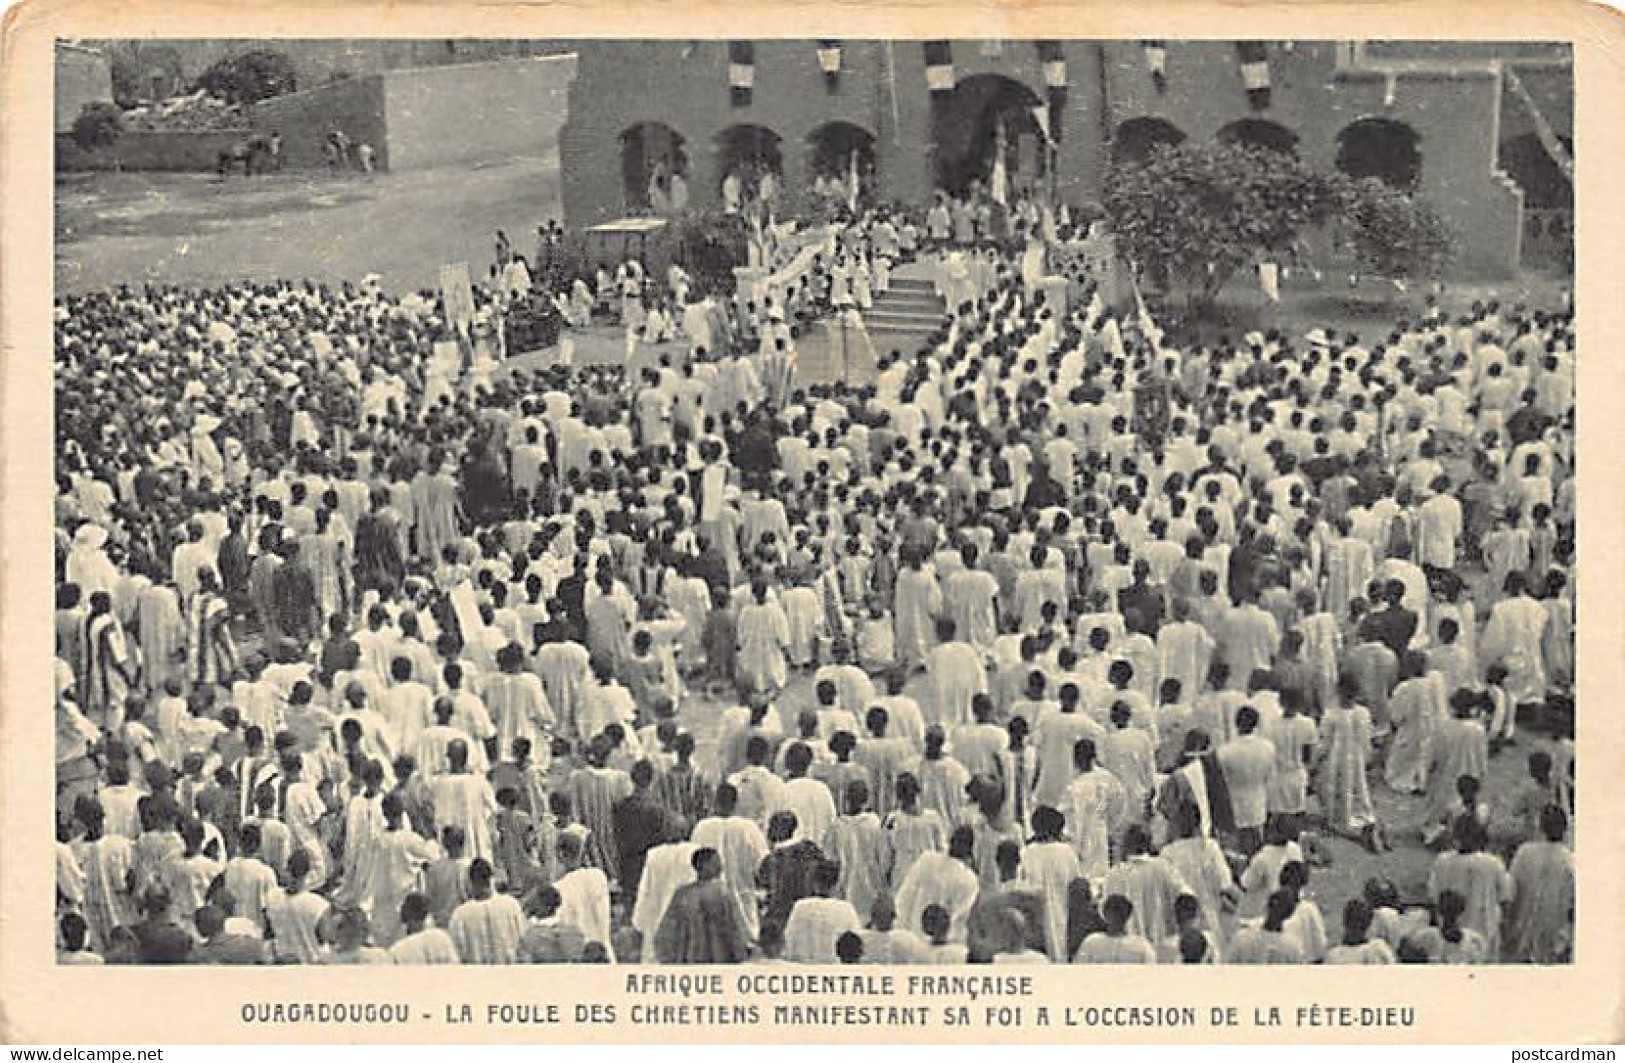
[862,275,947,360]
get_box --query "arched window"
[1216,118,1300,155]
[808,121,876,180]
[1335,118,1423,190]
[619,122,688,215]
[932,73,1044,194]
[808,122,878,210]
[715,123,784,200]
[1111,117,1187,167]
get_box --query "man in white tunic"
[429,740,498,863]
[553,832,616,959]
[894,826,981,944]
[783,859,863,963]
[690,782,770,938]
[1480,572,1550,712]
[925,618,988,728]
[448,858,526,963]
[631,835,701,961]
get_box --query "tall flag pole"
[992,113,1009,206]
[729,41,755,107]
[1031,102,1052,149]
[884,41,903,146]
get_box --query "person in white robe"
[553,832,615,959]
[448,858,526,964]
[783,859,864,963]
[1479,573,1551,709]
[631,838,700,962]
[264,850,331,964]
[690,783,771,938]
[924,620,987,728]
[389,893,462,964]
[361,795,440,945]
[429,741,498,863]
[334,762,387,908]
[486,646,556,753]
[894,827,981,945]
[892,558,942,671]
[67,524,121,601]
[1060,740,1127,880]
[1101,826,1189,942]
[736,581,790,694]
[1018,808,1082,962]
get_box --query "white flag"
[1259,261,1281,303]
[1102,317,1126,359]
[991,117,1009,206]
[1031,105,1053,147]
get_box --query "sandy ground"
[55,154,561,295]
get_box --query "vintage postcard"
[2,0,1622,1046]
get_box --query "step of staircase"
[861,273,946,358]
[864,310,942,331]
[875,292,945,311]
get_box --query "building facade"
[249,54,575,173]
[559,40,1573,277]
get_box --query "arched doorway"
[1111,117,1187,167]
[932,73,1044,196]
[807,122,877,210]
[716,124,784,208]
[1217,118,1300,155]
[1335,118,1422,190]
[619,122,689,215]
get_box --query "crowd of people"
[52,189,1575,967]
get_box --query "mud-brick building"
[558,40,1572,276]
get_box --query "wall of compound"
[55,129,247,171]
[251,74,390,170]
[381,55,575,171]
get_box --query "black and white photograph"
[44,35,1579,974]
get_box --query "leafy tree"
[70,102,124,154]
[1103,141,1338,316]
[192,50,298,106]
[107,48,141,108]
[1334,175,1454,285]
